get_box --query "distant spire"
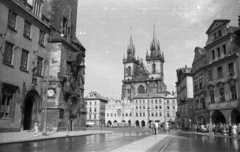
[123,53,125,59]
[162,51,164,61]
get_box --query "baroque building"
[0,0,50,131]
[176,66,194,129]
[203,19,240,129]
[105,27,177,128]
[85,91,108,127]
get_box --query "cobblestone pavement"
[0,130,113,145]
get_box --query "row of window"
[8,10,45,46]
[209,83,237,103]
[136,105,175,109]
[106,112,174,117]
[3,41,43,75]
[211,44,227,60]
[86,101,97,106]
[135,99,175,104]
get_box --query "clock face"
[47,89,55,97]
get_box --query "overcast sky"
[76,0,240,99]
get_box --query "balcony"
[209,99,240,110]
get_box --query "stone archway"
[231,109,240,125]
[107,120,112,125]
[212,110,226,124]
[22,90,41,130]
[141,120,145,127]
[135,120,140,127]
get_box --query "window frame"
[39,30,45,46]
[23,20,31,39]
[36,57,43,76]
[20,49,29,71]
[8,10,17,30]
[3,41,14,65]
[218,67,223,78]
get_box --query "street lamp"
[42,28,64,136]
[147,93,150,127]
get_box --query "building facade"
[191,47,209,125]
[0,0,86,132]
[105,27,177,128]
[0,0,50,131]
[204,19,240,128]
[85,91,108,127]
[176,66,194,129]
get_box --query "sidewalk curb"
[180,131,240,139]
[146,135,173,152]
[0,131,114,145]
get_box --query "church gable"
[206,20,230,34]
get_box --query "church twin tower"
[121,27,167,100]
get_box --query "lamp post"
[147,93,150,127]
[42,29,64,136]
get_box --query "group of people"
[187,122,240,137]
[150,121,170,135]
[212,123,240,136]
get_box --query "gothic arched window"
[152,63,156,73]
[138,85,145,94]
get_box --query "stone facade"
[41,0,86,131]
[0,0,50,131]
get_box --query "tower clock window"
[127,66,131,76]
[152,63,156,73]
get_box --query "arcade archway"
[135,120,140,127]
[22,90,41,130]
[141,120,145,127]
[212,110,226,124]
[231,109,240,125]
[107,120,112,125]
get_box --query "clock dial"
[47,89,55,97]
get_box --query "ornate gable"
[206,20,230,34]
[192,47,205,65]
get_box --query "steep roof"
[85,91,109,101]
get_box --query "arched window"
[127,66,131,76]
[138,85,145,94]
[136,106,138,109]
[152,63,156,73]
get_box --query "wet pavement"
[0,128,164,152]
[163,132,240,152]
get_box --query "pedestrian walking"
[232,123,237,137]
[150,121,156,135]
[34,122,39,137]
[229,124,232,136]
[155,121,159,135]
[237,123,240,135]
